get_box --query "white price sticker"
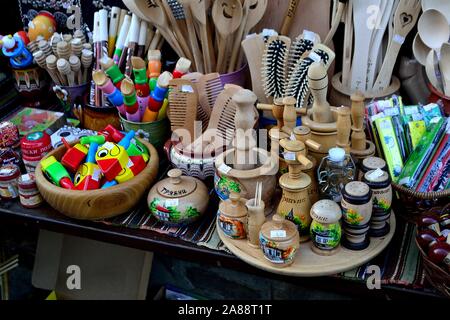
[181,85,194,93]
[303,30,316,42]
[393,34,405,45]
[290,133,296,141]
[218,163,232,174]
[166,199,179,207]
[21,174,31,182]
[270,230,287,238]
[423,103,437,112]
[309,52,321,62]
[368,168,384,180]
[283,152,296,161]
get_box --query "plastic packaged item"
[18,173,43,208]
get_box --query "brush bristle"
[262,37,290,100]
[287,35,315,80]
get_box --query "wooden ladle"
[212,0,243,74]
[418,9,450,50]
[439,42,450,96]
[426,49,444,94]
[413,33,431,66]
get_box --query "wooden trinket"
[218,192,248,240]
[259,214,300,267]
[148,169,208,226]
[310,200,342,256]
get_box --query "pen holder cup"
[119,115,170,151]
[53,83,89,117]
[427,83,450,116]
[72,103,121,132]
[220,64,249,88]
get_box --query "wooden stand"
[217,213,396,276]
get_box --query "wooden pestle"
[73,29,86,44]
[336,106,352,153]
[38,40,52,58]
[233,89,258,171]
[57,58,74,86]
[308,62,334,123]
[81,49,93,84]
[57,41,71,61]
[33,51,61,85]
[46,55,65,85]
[71,38,83,57]
[351,92,367,151]
[69,55,82,85]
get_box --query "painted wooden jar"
[341,181,373,251]
[218,192,248,240]
[310,200,342,255]
[148,169,209,226]
[259,215,300,267]
[363,169,392,237]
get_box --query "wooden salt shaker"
[310,200,342,256]
[246,198,266,248]
[218,192,248,240]
[259,215,300,267]
[277,139,313,242]
[341,181,373,251]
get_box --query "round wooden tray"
[218,213,396,277]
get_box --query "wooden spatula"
[168,78,199,146]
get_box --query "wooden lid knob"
[168,169,182,184]
[229,192,241,204]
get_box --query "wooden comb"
[168,79,198,146]
[262,36,291,101]
[182,72,210,132]
[197,73,224,115]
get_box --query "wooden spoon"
[418,9,450,50]
[426,49,444,94]
[212,0,243,74]
[422,0,450,24]
[280,0,301,35]
[228,0,250,73]
[413,33,431,66]
[439,43,450,96]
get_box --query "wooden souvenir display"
[277,139,313,242]
[259,215,300,267]
[218,192,248,240]
[147,169,209,226]
[310,200,342,256]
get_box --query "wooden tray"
[218,213,396,277]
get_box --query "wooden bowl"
[35,139,159,220]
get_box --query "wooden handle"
[297,153,313,167]
[256,103,274,111]
[305,139,321,152]
[280,0,301,35]
[324,1,346,46]
[216,35,227,73]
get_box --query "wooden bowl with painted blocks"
[35,139,159,220]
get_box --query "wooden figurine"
[310,200,342,256]
[259,214,299,267]
[277,139,313,242]
[147,169,209,226]
[218,192,248,240]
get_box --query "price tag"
[262,29,278,37]
[430,117,441,124]
[181,85,194,93]
[166,199,179,207]
[303,30,316,42]
[270,230,286,238]
[290,133,296,141]
[309,52,321,62]
[368,168,384,180]
[92,169,101,182]
[21,174,31,182]
[283,152,296,161]
[218,163,232,174]
[393,34,405,45]
[0,168,13,175]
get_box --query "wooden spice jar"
[218,192,248,240]
[341,181,373,251]
[147,169,209,226]
[259,215,300,267]
[363,169,392,237]
[310,200,342,256]
[358,156,388,181]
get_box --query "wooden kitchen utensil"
[373,0,421,92]
[168,78,199,146]
[180,0,204,73]
[439,43,450,97]
[212,0,243,73]
[341,0,353,88]
[229,0,251,73]
[422,0,450,24]
[418,9,450,50]
[413,33,432,66]
[425,49,444,93]
[280,0,301,35]
[324,0,348,46]
[262,36,291,101]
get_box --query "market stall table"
[0,198,445,300]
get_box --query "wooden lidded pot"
[310,200,342,256]
[148,169,208,226]
[218,192,248,240]
[259,215,300,267]
[341,181,373,251]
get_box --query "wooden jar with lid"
[259,214,300,267]
[310,200,342,256]
[363,169,392,238]
[148,169,209,226]
[218,192,248,240]
[358,156,388,181]
[341,181,373,251]
[277,139,313,242]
